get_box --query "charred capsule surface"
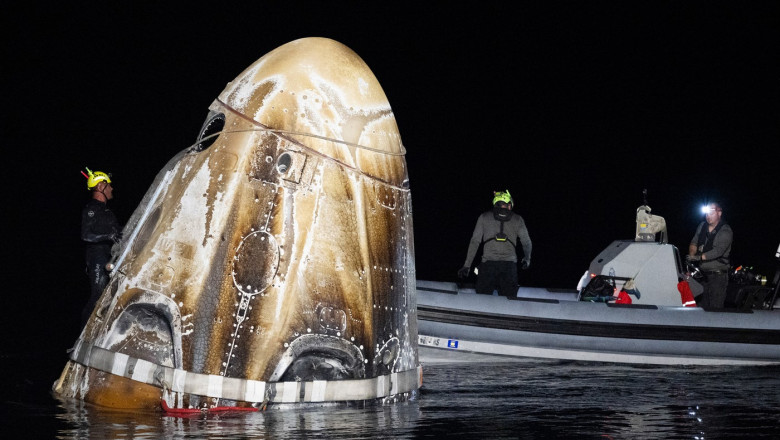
[54,38,420,411]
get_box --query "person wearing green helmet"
[80,167,122,327]
[458,190,532,298]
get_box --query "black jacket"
[81,199,120,261]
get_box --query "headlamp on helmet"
[82,167,112,190]
[700,203,721,215]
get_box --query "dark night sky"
[3,3,779,348]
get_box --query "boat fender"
[677,280,698,307]
[615,290,632,304]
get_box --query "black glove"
[521,258,530,270]
[685,254,701,263]
[457,266,470,278]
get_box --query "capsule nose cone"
[216,37,406,184]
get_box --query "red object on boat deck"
[615,290,632,304]
[677,280,697,307]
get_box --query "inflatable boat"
[417,206,780,366]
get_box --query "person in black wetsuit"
[686,202,733,308]
[81,167,121,326]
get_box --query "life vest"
[696,221,729,264]
[485,218,516,248]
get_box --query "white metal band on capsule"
[69,338,422,404]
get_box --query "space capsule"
[53,37,420,411]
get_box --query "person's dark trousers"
[83,255,109,327]
[699,271,728,308]
[476,260,518,298]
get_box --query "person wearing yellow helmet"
[458,190,532,298]
[86,169,112,190]
[80,167,122,327]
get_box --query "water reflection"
[15,361,780,439]
[54,395,423,439]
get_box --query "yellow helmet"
[83,167,112,190]
[492,190,513,207]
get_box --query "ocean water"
[4,350,780,439]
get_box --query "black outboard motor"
[726,243,780,310]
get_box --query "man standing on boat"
[686,202,733,308]
[458,190,532,298]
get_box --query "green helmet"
[84,167,112,190]
[492,190,513,207]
